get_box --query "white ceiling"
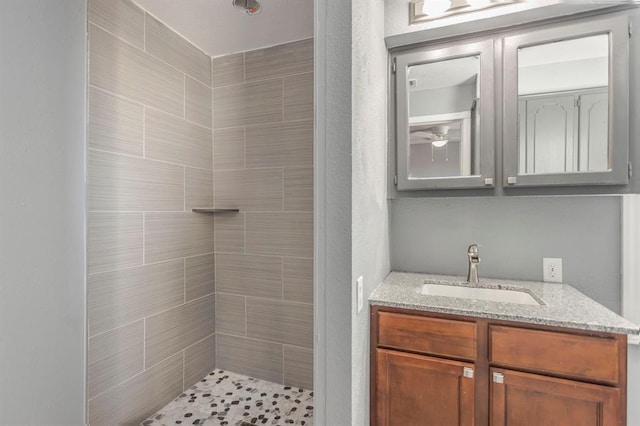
[133,0,314,57]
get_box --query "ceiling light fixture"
[232,0,262,16]
[410,0,517,24]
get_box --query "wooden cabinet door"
[376,349,475,426]
[490,368,620,426]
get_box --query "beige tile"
[214,127,245,170]
[214,212,245,254]
[215,293,246,336]
[88,321,144,399]
[216,334,283,384]
[212,53,244,87]
[145,212,214,263]
[245,39,313,82]
[184,334,216,388]
[88,352,183,426]
[88,212,143,275]
[145,295,215,367]
[185,254,215,302]
[186,167,213,210]
[245,212,313,258]
[89,24,183,117]
[284,72,313,121]
[89,87,143,156]
[245,120,313,168]
[215,254,282,298]
[284,167,313,212]
[246,298,313,349]
[145,108,213,170]
[145,14,211,85]
[283,257,313,304]
[185,76,213,128]
[213,78,282,129]
[283,345,313,390]
[88,259,184,336]
[88,0,144,48]
[214,168,283,212]
[88,149,184,212]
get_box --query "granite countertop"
[369,272,640,335]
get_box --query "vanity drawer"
[489,325,621,385]
[377,311,477,360]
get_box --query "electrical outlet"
[357,276,364,313]
[543,258,563,283]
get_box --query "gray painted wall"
[351,0,390,424]
[314,1,353,425]
[0,1,87,424]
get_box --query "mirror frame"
[503,15,630,187]
[394,39,495,190]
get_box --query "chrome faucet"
[467,244,480,284]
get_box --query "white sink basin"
[421,283,542,306]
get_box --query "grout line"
[211,117,312,133]
[216,332,312,350]
[87,146,214,172]
[88,318,144,340]
[210,70,312,89]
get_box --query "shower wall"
[212,40,314,390]
[87,0,215,423]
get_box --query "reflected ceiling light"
[431,137,449,148]
[410,0,518,24]
[233,0,262,16]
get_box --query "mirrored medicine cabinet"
[391,13,630,191]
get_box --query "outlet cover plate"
[543,258,563,283]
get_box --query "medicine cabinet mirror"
[503,15,630,187]
[394,39,495,190]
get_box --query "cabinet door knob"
[463,367,474,378]
[492,372,504,384]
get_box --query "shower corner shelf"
[192,208,240,214]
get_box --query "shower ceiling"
[133,0,314,57]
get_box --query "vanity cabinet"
[371,307,627,426]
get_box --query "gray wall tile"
[88,320,144,399]
[215,293,246,336]
[214,127,245,170]
[283,345,313,390]
[145,212,214,263]
[145,295,215,367]
[88,212,143,275]
[88,0,144,48]
[245,212,313,258]
[245,39,313,82]
[216,334,283,384]
[284,72,313,121]
[185,254,215,302]
[88,259,184,336]
[89,87,143,156]
[88,352,183,425]
[186,167,213,210]
[212,53,244,87]
[284,167,313,212]
[246,298,313,348]
[245,120,313,168]
[214,212,245,254]
[89,24,183,117]
[184,334,216,388]
[145,14,211,85]
[283,257,313,304]
[88,149,184,212]
[213,78,282,128]
[145,108,213,170]
[214,168,283,211]
[185,76,213,128]
[215,254,283,298]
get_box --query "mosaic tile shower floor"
[141,369,313,426]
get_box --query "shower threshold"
[141,369,313,425]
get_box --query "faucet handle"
[468,244,480,255]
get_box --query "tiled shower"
[86,0,313,423]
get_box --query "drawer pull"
[463,367,474,378]
[493,372,504,384]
